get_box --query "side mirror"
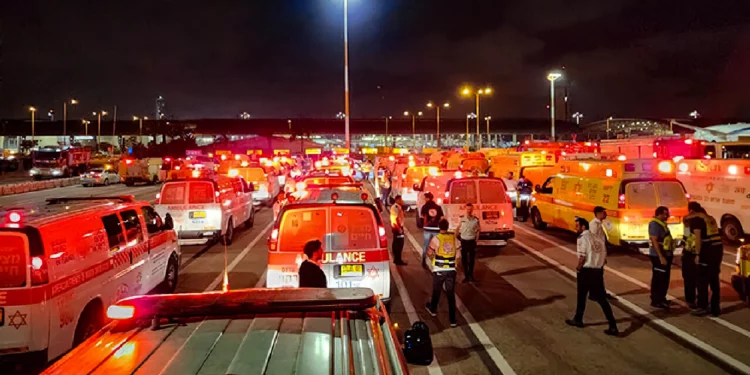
[412,183,422,192]
[163,213,174,231]
[402,321,433,365]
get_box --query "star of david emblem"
[367,265,379,280]
[8,310,27,330]
[574,183,582,192]
[706,182,714,193]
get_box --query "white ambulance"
[442,176,515,247]
[0,196,179,368]
[677,159,750,243]
[155,174,255,246]
[266,189,391,303]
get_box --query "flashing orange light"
[728,164,738,175]
[234,154,241,161]
[388,156,395,161]
[314,161,322,168]
[428,166,439,176]
[107,305,135,320]
[617,155,627,161]
[228,169,239,177]
[454,171,463,178]
[606,169,613,177]
[191,170,201,178]
[657,161,673,173]
[221,154,227,161]
[408,160,416,167]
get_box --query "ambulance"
[267,189,391,303]
[530,158,688,254]
[219,157,278,207]
[392,162,431,209]
[0,196,179,367]
[441,175,515,247]
[488,152,557,185]
[154,172,255,246]
[676,159,750,243]
[414,168,457,228]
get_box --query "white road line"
[515,226,750,340]
[404,227,518,375]
[511,236,750,375]
[204,222,273,292]
[254,270,267,288]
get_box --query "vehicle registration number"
[0,307,4,327]
[483,211,500,220]
[189,211,206,219]
[339,264,364,277]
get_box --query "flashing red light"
[8,211,22,223]
[107,305,135,320]
[164,157,172,162]
[125,159,133,165]
[30,256,48,285]
[685,193,691,200]
[618,193,626,209]
[684,139,693,145]
[361,193,369,201]
[331,193,339,202]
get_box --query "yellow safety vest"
[432,233,457,271]
[684,213,722,253]
[739,245,750,278]
[651,218,674,252]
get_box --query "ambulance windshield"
[160,182,187,205]
[449,180,478,204]
[278,208,327,252]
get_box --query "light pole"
[133,116,148,138]
[461,86,492,149]
[93,111,108,148]
[427,102,449,148]
[404,111,423,149]
[287,119,292,132]
[29,107,37,143]
[82,120,90,136]
[343,0,351,150]
[63,99,78,143]
[547,72,562,140]
[484,116,491,146]
[465,113,476,149]
[384,116,392,148]
[573,112,583,125]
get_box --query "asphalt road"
[5,182,749,374]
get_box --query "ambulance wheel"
[103,178,110,186]
[159,255,179,293]
[721,217,744,245]
[531,208,547,230]
[221,219,234,246]
[74,300,104,345]
[245,209,255,229]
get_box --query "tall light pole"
[465,113,476,149]
[484,116,492,146]
[133,116,148,138]
[384,116,392,147]
[690,110,700,119]
[547,72,562,140]
[93,111,108,148]
[29,107,37,143]
[63,99,78,144]
[461,86,492,149]
[573,112,583,125]
[82,120,90,136]
[343,0,351,150]
[427,102,449,148]
[404,111,423,149]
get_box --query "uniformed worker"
[421,192,445,269]
[455,203,480,282]
[390,195,408,265]
[649,206,674,309]
[424,219,460,327]
[298,240,327,288]
[684,202,723,316]
[565,217,619,336]
[272,192,286,221]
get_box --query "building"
[156,96,166,120]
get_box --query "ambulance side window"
[540,177,555,194]
[120,210,144,243]
[141,206,164,234]
[101,214,126,251]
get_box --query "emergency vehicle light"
[31,256,43,270]
[221,155,227,161]
[164,157,171,162]
[606,169,613,177]
[618,194,626,209]
[192,170,201,178]
[125,159,133,165]
[685,139,693,144]
[235,154,241,161]
[454,171,462,178]
[228,169,239,177]
[378,226,388,248]
[678,163,689,173]
[331,193,339,202]
[8,211,22,223]
[657,161,673,173]
[617,155,627,161]
[107,305,135,320]
[361,193,368,201]
[271,229,279,240]
[728,165,738,175]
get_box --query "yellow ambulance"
[488,152,556,184]
[530,158,689,254]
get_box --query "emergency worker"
[590,206,614,300]
[390,195,408,265]
[272,192,286,221]
[685,202,723,316]
[649,206,674,309]
[424,219,461,327]
[298,240,327,288]
[380,168,392,207]
[455,203,480,282]
[421,192,445,269]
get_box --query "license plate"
[0,307,4,327]
[189,211,206,219]
[483,211,500,220]
[339,264,364,277]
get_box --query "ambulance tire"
[74,300,104,346]
[159,255,179,293]
[245,209,255,229]
[221,219,234,246]
[531,208,547,230]
[721,217,744,245]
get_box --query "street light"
[465,113,477,149]
[572,112,583,125]
[690,110,700,119]
[427,102,450,148]
[461,86,492,149]
[404,111,423,149]
[93,111,108,147]
[384,116,393,148]
[82,119,91,136]
[484,116,492,146]
[342,0,351,150]
[29,107,37,143]
[63,99,78,143]
[547,72,562,140]
[133,116,148,137]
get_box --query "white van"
[155,175,255,246]
[0,196,179,368]
[442,176,515,247]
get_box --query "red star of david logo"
[8,310,27,330]
[367,265,379,280]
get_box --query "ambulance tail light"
[5,211,23,227]
[269,228,279,250]
[125,159,133,165]
[361,193,369,202]
[107,305,135,320]
[653,152,657,158]
[658,161,673,173]
[745,167,750,175]
[685,139,693,145]
[618,194,626,209]
[685,193,691,200]
[30,256,49,285]
[378,226,388,248]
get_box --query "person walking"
[649,206,675,309]
[455,203,480,282]
[390,195,408,265]
[566,217,619,336]
[298,240,327,288]
[425,219,461,327]
[420,192,444,269]
[684,202,723,316]
[380,169,392,208]
[590,206,614,300]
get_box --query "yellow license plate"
[190,211,206,219]
[340,264,363,276]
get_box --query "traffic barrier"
[0,177,82,196]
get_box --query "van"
[227,166,278,206]
[442,176,515,247]
[488,152,556,186]
[155,175,255,246]
[393,165,432,208]
[0,196,179,368]
[530,158,688,254]
[267,189,391,302]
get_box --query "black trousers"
[392,229,405,263]
[650,254,673,304]
[682,252,698,305]
[574,268,617,327]
[697,247,722,314]
[429,271,457,323]
[460,239,477,278]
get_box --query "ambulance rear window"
[479,180,508,203]
[278,208,327,252]
[449,180,477,204]
[331,207,378,250]
[0,234,27,288]
[161,183,186,204]
[625,182,658,209]
[189,182,215,204]
[655,181,688,208]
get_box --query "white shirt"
[457,215,480,240]
[577,230,607,269]
[589,218,611,242]
[502,178,518,192]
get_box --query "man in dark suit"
[299,239,327,288]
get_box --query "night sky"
[1,1,749,122]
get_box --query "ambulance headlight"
[29,168,40,175]
[51,169,62,176]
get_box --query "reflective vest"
[432,233,457,271]
[738,245,750,278]
[651,218,674,252]
[685,213,722,253]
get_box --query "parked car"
[81,168,121,186]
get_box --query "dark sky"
[2,0,750,122]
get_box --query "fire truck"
[29,147,90,179]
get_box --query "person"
[684,202,723,316]
[380,169,392,207]
[566,217,618,336]
[390,195,408,265]
[272,192,286,221]
[420,192,445,268]
[503,171,519,192]
[649,206,675,309]
[590,206,615,300]
[425,219,461,327]
[681,206,700,309]
[298,240,327,288]
[455,203,480,282]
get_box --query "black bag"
[403,322,433,365]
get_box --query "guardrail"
[0,177,81,196]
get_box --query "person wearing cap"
[684,202,723,316]
[566,217,619,336]
[390,195,408,265]
[455,203,480,282]
[298,240,327,288]
[420,192,444,269]
[649,206,674,309]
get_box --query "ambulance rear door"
[0,231,41,356]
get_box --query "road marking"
[511,236,750,375]
[204,221,273,292]
[255,270,267,288]
[404,227,518,375]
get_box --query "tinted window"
[161,183,186,204]
[279,208,327,252]
[449,180,477,204]
[656,181,688,208]
[120,210,144,243]
[479,180,508,203]
[625,182,658,209]
[330,207,378,250]
[101,214,125,251]
[188,182,215,204]
[141,206,163,234]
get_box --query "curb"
[0,177,81,196]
